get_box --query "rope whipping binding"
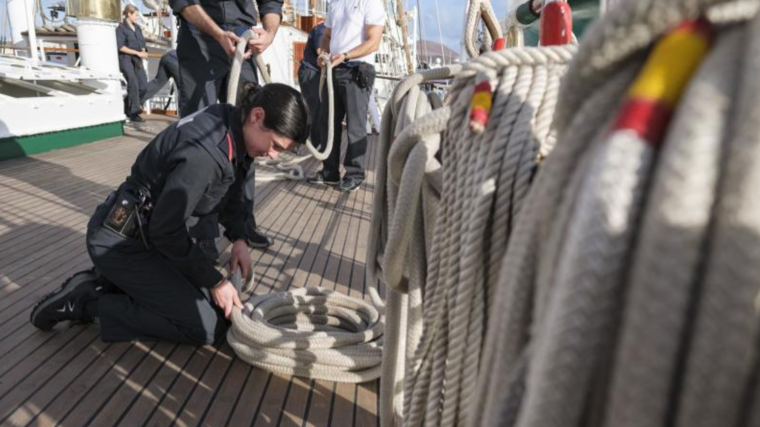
[225,31,384,383]
[226,30,336,182]
[472,0,760,426]
[366,38,576,426]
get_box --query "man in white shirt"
[307,0,385,192]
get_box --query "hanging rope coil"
[473,1,760,427]
[226,33,384,383]
[367,45,575,427]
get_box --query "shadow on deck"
[0,116,380,427]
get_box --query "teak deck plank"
[0,116,381,426]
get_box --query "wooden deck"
[0,117,380,427]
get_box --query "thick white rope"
[367,45,574,427]
[226,32,383,383]
[473,1,760,427]
[464,0,504,57]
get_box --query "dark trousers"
[298,64,322,149]
[319,66,374,181]
[177,26,259,239]
[176,26,258,117]
[119,56,148,117]
[86,197,227,345]
[141,50,179,104]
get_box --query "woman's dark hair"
[239,82,310,145]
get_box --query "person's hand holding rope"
[246,28,274,54]
[215,29,242,56]
[212,279,243,318]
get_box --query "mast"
[394,0,414,74]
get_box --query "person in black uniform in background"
[298,22,326,149]
[29,84,309,345]
[169,0,284,259]
[117,5,149,123]
[140,50,180,104]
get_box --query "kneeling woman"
[30,83,309,345]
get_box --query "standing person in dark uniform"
[169,0,283,116]
[298,22,326,149]
[29,84,309,345]
[307,0,385,192]
[140,50,180,104]
[117,5,149,123]
[169,0,284,259]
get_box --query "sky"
[0,0,516,52]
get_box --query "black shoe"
[30,269,104,331]
[339,177,363,192]
[247,227,274,249]
[307,171,340,186]
[197,238,220,263]
[130,114,145,123]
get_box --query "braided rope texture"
[367,45,573,427]
[227,287,384,383]
[475,1,760,427]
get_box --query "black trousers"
[176,26,258,117]
[86,195,227,344]
[177,26,260,240]
[119,56,148,117]
[298,64,322,148]
[319,66,374,181]
[141,50,179,104]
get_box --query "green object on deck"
[0,122,124,161]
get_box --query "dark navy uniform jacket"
[122,104,249,289]
[169,0,283,27]
[301,23,325,71]
[116,20,146,62]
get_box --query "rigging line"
[416,0,425,67]
[432,0,446,64]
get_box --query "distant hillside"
[417,40,459,65]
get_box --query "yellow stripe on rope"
[627,20,712,109]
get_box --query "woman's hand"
[137,51,149,60]
[229,239,251,280]
[211,280,243,318]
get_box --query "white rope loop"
[464,0,504,58]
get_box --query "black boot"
[247,227,274,249]
[30,268,105,331]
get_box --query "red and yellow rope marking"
[470,78,493,133]
[613,19,713,144]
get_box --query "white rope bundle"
[368,65,460,427]
[226,33,383,383]
[367,46,575,427]
[227,287,384,383]
[473,1,760,426]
